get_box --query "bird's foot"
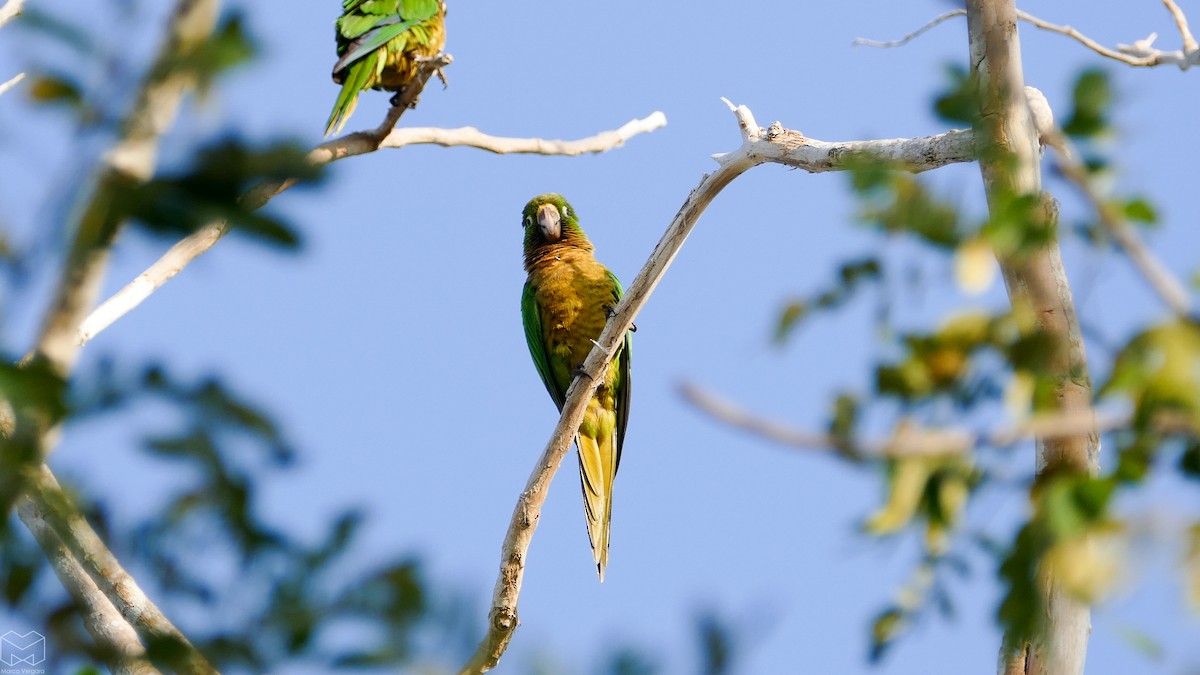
[389,89,419,109]
[603,305,636,332]
[573,364,594,381]
[415,54,450,89]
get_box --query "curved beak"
[537,203,561,242]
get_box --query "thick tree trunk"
[964,2,1100,674]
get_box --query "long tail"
[324,52,378,137]
[577,430,617,581]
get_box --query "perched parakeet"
[325,0,447,137]
[520,193,632,582]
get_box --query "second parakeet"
[325,0,447,137]
[520,193,632,582]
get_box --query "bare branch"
[76,110,669,347]
[853,9,966,48]
[681,381,1122,459]
[1163,0,1200,53]
[744,125,975,174]
[1044,130,1194,317]
[461,100,1004,671]
[0,71,23,96]
[19,466,216,673]
[0,0,25,27]
[856,5,1200,69]
[21,496,159,675]
[460,99,760,675]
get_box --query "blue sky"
[3,0,1200,673]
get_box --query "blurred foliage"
[775,258,882,343]
[773,65,1197,666]
[110,137,321,249]
[866,452,976,556]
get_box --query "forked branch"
[857,3,1200,69]
[461,99,983,674]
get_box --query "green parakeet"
[520,193,632,582]
[325,0,447,137]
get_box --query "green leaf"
[27,74,83,107]
[1063,68,1113,138]
[1121,197,1159,225]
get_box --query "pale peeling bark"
[965,2,1098,674]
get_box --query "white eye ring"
[561,206,570,218]
[523,215,532,228]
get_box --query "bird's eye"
[561,206,570,218]
[523,215,532,228]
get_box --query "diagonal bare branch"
[1043,130,1193,317]
[461,99,980,674]
[0,0,25,27]
[0,71,23,96]
[1162,0,1198,53]
[853,9,967,48]
[21,497,160,674]
[19,465,216,673]
[680,381,1123,459]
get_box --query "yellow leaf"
[954,237,997,295]
[1042,525,1124,602]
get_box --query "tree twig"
[856,5,1200,69]
[458,99,761,675]
[0,0,25,27]
[76,109,669,347]
[852,10,968,48]
[680,381,1125,459]
[1043,131,1194,317]
[1163,0,1199,53]
[0,71,23,96]
[19,465,216,673]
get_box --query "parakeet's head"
[521,193,591,259]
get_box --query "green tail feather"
[324,52,378,137]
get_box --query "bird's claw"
[573,364,593,381]
[389,89,419,109]
[603,305,617,319]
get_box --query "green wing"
[605,269,632,472]
[522,281,566,410]
[326,0,440,137]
